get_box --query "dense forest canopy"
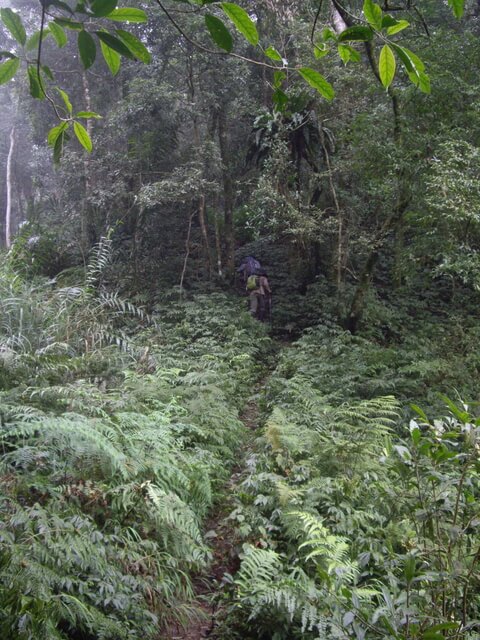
[1,0,480,639]
[1,0,479,324]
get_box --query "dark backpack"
[243,257,261,276]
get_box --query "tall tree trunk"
[197,193,213,277]
[214,209,223,277]
[217,103,235,278]
[319,120,345,297]
[180,209,195,291]
[207,108,223,277]
[5,124,16,249]
[187,53,213,278]
[82,71,96,250]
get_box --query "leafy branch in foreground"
[0,1,149,159]
[0,0,464,157]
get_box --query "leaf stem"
[37,3,69,121]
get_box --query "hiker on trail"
[247,268,271,322]
[236,256,261,282]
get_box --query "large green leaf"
[337,44,360,64]
[221,2,258,46]
[264,46,282,61]
[105,8,148,23]
[386,19,409,35]
[393,44,428,93]
[298,67,334,101]
[57,88,72,114]
[74,121,93,152]
[100,38,121,74]
[76,111,102,118]
[322,27,336,41]
[91,0,117,17]
[448,0,464,18]
[96,31,135,59]
[378,44,395,89]
[399,46,425,71]
[407,70,431,93]
[381,15,397,28]
[78,30,96,69]
[0,8,26,46]
[115,29,151,63]
[363,0,382,30]
[313,44,329,59]
[47,121,68,146]
[337,25,373,42]
[337,44,350,64]
[0,57,20,84]
[53,129,68,164]
[49,22,68,47]
[27,65,45,99]
[391,43,414,73]
[205,15,233,52]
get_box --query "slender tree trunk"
[187,53,213,278]
[213,194,223,277]
[319,120,344,295]
[180,210,195,291]
[331,5,347,32]
[5,125,16,249]
[197,193,213,277]
[82,71,96,249]
[15,182,25,223]
[217,103,235,278]
[207,109,223,277]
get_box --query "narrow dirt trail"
[168,384,265,640]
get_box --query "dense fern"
[229,321,480,639]
[0,260,271,639]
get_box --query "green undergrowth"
[0,253,272,640]
[222,321,480,639]
[268,319,480,413]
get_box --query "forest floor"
[168,380,265,640]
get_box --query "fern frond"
[235,545,283,595]
[143,482,209,567]
[1,414,128,479]
[85,236,113,290]
[287,511,358,582]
